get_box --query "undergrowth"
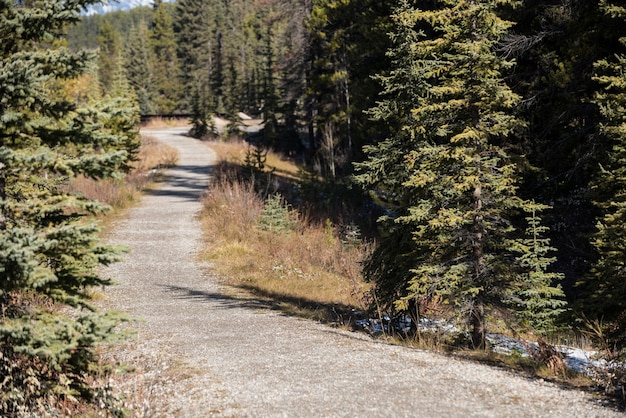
[201,136,372,319]
[141,116,191,129]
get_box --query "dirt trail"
[102,127,620,417]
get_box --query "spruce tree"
[0,0,138,413]
[356,0,564,348]
[150,0,181,114]
[307,0,391,168]
[97,20,122,94]
[175,0,215,134]
[126,20,157,115]
[583,1,626,352]
[506,1,608,294]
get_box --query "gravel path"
[102,127,621,417]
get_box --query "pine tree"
[356,0,564,348]
[506,1,608,293]
[261,27,280,145]
[307,0,391,169]
[0,0,139,413]
[513,202,567,333]
[175,0,215,134]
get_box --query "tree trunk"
[0,138,5,230]
[472,183,486,349]
[471,298,486,349]
[408,298,420,336]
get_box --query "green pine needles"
[1,0,139,414]
[356,0,565,348]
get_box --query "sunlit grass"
[207,135,300,180]
[141,116,191,129]
[200,139,371,316]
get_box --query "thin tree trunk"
[0,135,5,230]
[342,47,352,157]
[472,183,486,349]
[0,169,5,230]
[470,299,485,349]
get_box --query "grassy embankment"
[200,136,372,322]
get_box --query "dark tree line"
[66,0,626,353]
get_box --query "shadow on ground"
[144,163,216,200]
[160,283,358,327]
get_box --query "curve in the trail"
[103,127,618,417]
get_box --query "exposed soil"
[101,127,622,417]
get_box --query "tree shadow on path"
[160,283,358,327]
[145,164,215,201]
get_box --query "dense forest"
[3,0,626,412]
[66,0,626,351]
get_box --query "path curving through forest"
[102,127,620,417]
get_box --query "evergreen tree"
[356,0,564,348]
[513,202,567,332]
[175,0,215,134]
[0,0,138,413]
[150,0,181,114]
[582,1,626,352]
[126,20,157,114]
[111,48,136,101]
[97,20,122,95]
[307,0,391,171]
[261,26,280,145]
[506,0,607,294]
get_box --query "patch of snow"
[352,311,619,378]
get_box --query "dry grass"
[67,134,178,212]
[141,116,191,129]
[207,135,300,180]
[200,142,371,316]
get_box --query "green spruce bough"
[0,0,139,413]
[356,0,565,348]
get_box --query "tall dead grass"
[68,135,178,211]
[207,135,300,179]
[141,116,191,129]
[201,159,371,313]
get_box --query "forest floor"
[100,126,622,417]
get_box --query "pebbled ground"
[101,127,621,417]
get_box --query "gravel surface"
[101,127,622,417]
